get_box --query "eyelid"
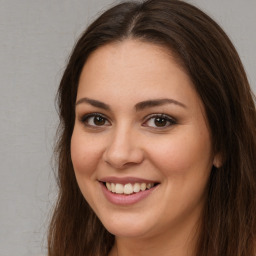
[79,112,111,127]
[142,113,177,128]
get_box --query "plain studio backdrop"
[0,0,255,255]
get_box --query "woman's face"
[71,40,218,239]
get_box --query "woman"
[48,0,256,255]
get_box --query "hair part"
[48,1,256,255]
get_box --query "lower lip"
[100,182,158,205]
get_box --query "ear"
[213,153,222,168]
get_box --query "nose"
[103,126,144,169]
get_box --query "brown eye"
[143,114,176,129]
[154,117,168,127]
[93,116,106,126]
[81,113,110,127]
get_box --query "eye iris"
[94,116,105,126]
[154,117,167,127]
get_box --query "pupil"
[155,117,167,127]
[94,116,105,125]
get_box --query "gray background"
[0,0,255,255]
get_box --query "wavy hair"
[48,0,256,255]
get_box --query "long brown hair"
[48,1,256,255]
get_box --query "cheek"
[70,128,103,177]
[146,130,213,223]
[70,128,107,210]
[147,128,213,177]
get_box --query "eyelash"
[79,112,176,129]
[79,113,111,128]
[142,114,177,128]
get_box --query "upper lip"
[99,176,159,185]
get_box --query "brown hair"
[48,0,256,255]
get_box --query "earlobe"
[213,153,222,168]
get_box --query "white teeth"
[105,182,155,194]
[106,182,111,191]
[111,183,116,193]
[146,183,152,189]
[141,183,146,191]
[133,183,141,193]
[124,184,133,194]
[115,184,124,194]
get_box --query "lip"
[99,177,160,206]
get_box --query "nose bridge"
[103,122,143,169]
[113,123,131,146]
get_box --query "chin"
[105,224,150,238]
[99,214,154,238]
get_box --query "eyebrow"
[135,98,187,111]
[75,97,186,111]
[76,97,111,110]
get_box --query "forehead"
[77,40,194,100]
[85,39,174,66]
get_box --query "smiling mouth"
[103,182,159,195]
